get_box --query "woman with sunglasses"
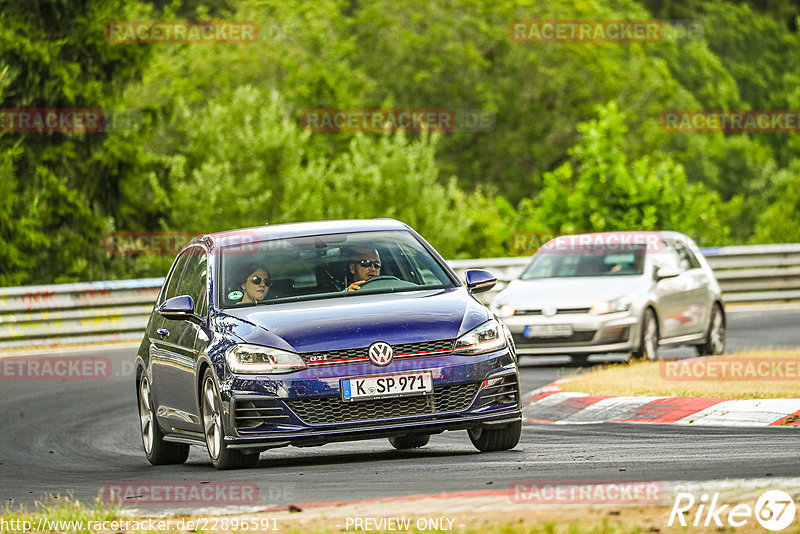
[240,266,272,303]
[347,247,382,291]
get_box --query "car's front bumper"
[220,350,521,448]
[502,312,640,355]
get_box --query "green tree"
[517,102,731,246]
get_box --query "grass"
[3,493,800,533]
[558,349,800,399]
[1,494,121,534]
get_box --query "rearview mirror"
[465,269,497,294]
[655,267,681,281]
[158,295,202,324]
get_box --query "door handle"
[156,328,169,338]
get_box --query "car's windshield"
[218,230,456,307]
[520,245,646,279]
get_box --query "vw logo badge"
[368,342,394,366]
[543,306,557,317]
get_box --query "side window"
[176,247,208,317]
[651,244,682,273]
[674,241,701,270]
[160,251,191,304]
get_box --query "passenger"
[346,247,382,291]
[239,265,272,303]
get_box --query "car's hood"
[215,288,490,353]
[493,276,647,309]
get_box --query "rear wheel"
[696,304,725,356]
[468,420,522,452]
[631,308,659,361]
[201,369,259,470]
[138,377,190,465]
[388,434,430,450]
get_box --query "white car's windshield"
[218,230,457,307]
[520,245,646,279]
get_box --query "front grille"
[301,339,454,365]
[286,383,480,425]
[233,399,292,430]
[515,308,590,316]
[513,331,596,347]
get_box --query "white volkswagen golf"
[491,231,725,364]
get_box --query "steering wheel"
[359,275,401,287]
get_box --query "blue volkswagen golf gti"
[135,219,522,469]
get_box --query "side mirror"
[158,295,202,324]
[655,267,681,281]
[465,269,497,294]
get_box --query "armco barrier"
[0,245,798,351]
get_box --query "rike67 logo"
[669,490,796,531]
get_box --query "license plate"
[341,371,433,402]
[524,324,574,338]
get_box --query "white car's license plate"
[524,324,574,338]
[341,371,433,402]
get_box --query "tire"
[696,304,725,356]
[468,420,522,452]
[631,308,659,361]
[570,354,591,366]
[201,369,259,470]
[388,434,430,450]
[138,377,190,465]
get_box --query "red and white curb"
[524,385,800,427]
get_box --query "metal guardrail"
[1,245,798,351]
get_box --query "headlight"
[589,297,631,315]
[225,344,306,374]
[453,319,507,355]
[498,304,516,317]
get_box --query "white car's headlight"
[497,304,516,317]
[589,297,631,315]
[453,319,507,355]
[225,344,306,374]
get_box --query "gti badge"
[368,342,394,366]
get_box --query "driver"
[346,247,382,291]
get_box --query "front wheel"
[468,420,521,452]
[631,308,659,361]
[201,369,259,470]
[138,377,190,465]
[696,304,725,356]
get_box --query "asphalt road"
[0,306,798,512]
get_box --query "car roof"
[188,218,412,249]
[545,230,691,243]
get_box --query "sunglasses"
[249,276,272,286]
[356,260,382,269]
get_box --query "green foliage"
[517,102,731,246]
[158,86,508,258]
[2,0,800,286]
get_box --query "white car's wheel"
[696,304,725,356]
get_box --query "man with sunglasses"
[346,247,382,291]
